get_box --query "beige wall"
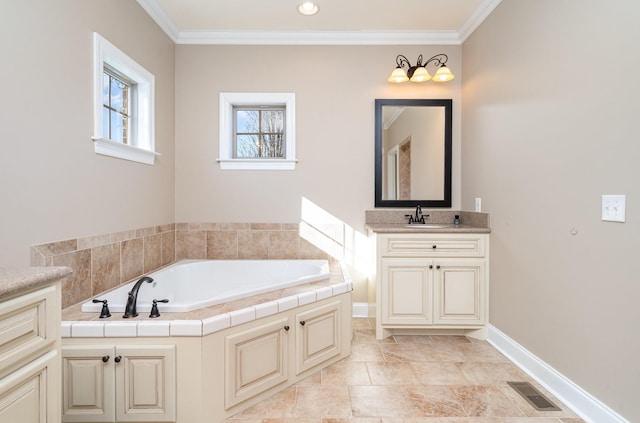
[0,0,175,267]
[462,1,639,420]
[174,45,462,301]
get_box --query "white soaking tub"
[81,259,330,313]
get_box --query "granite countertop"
[364,223,491,234]
[0,266,73,301]
[364,209,491,234]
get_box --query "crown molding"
[137,0,502,46]
[458,0,503,42]
[176,30,461,46]
[136,0,179,43]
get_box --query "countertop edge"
[0,266,73,300]
[364,223,491,234]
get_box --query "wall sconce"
[387,54,455,83]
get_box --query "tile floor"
[226,318,586,423]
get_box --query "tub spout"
[122,276,154,318]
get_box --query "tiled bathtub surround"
[31,224,176,308]
[175,222,330,261]
[32,222,331,309]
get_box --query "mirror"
[375,99,452,208]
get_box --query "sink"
[404,224,448,229]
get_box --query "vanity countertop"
[0,266,72,300]
[365,210,491,234]
[364,223,490,234]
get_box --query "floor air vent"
[507,381,561,411]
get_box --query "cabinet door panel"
[225,318,289,409]
[381,259,432,325]
[296,301,341,375]
[434,260,485,325]
[116,345,176,422]
[0,351,54,423]
[62,346,115,423]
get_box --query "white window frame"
[219,92,296,170]
[92,32,158,165]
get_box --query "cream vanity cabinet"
[0,276,64,423]
[376,233,489,339]
[62,344,176,423]
[224,299,345,410]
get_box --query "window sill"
[93,138,160,165]
[217,158,297,170]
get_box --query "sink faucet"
[122,276,154,318]
[405,205,429,224]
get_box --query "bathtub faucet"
[122,276,154,318]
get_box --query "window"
[92,33,158,165]
[219,93,296,170]
[234,106,285,158]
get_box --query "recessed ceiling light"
[298,1,319,16]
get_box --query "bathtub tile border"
[170,320,203,336]
[202,314,231,335]
[61,321,73,338]
[254,301,279,320]
[104,321,138,337]
[332,282,350,296]
[71,321,105,337]
[277,296,299,313]
[229,307,257,327]
[315,286,334,301]
[297,290,316,306]
[138,321,171,337]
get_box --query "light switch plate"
[602,195,626,222]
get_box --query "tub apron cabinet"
[61,345,176,422]
[375,233,489,340]
[223,299,345,411]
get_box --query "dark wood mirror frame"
[374,98,452,208]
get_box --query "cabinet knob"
[436,265,441,269]
[114,355,122,363]
[283,325,290,331]
[429,265,433,269]
[102,355,110,363]
[432,245,437,249]
[299,320,306,326]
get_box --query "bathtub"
[81,259,331,313]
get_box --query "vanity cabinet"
[61,345,176,423]
[223,300,345,411]
[376,233,489,339]
[0,282,62,423]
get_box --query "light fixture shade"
[432,66,455,82]
[387,67,409,83]
[409,67,431,83]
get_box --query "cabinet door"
[62,346,115,423]
[295,301,341,375]
[115,345,176,423]
[0,351,57,423]
[433,259,485,325]
[225,318,289,409]
[380,259,432,325]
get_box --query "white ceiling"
[136,0,502,45]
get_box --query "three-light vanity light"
[387,54,455,83]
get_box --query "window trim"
[219,92,296,170]
[92,33,158,165]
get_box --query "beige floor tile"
[452,386,527,417]
[293,385,352,418]
[411,361,468,385]
[232,386,297,419]
[458,361,515,385]
[322,361,371,385]
[344,343,385,362]
[366,361,419,385]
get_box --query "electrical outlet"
[475,198,482,212]
[602,195,626,222]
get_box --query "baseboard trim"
[488,324,629,423]
[352,302,370,318]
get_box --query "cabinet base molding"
[377,326,488,340]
